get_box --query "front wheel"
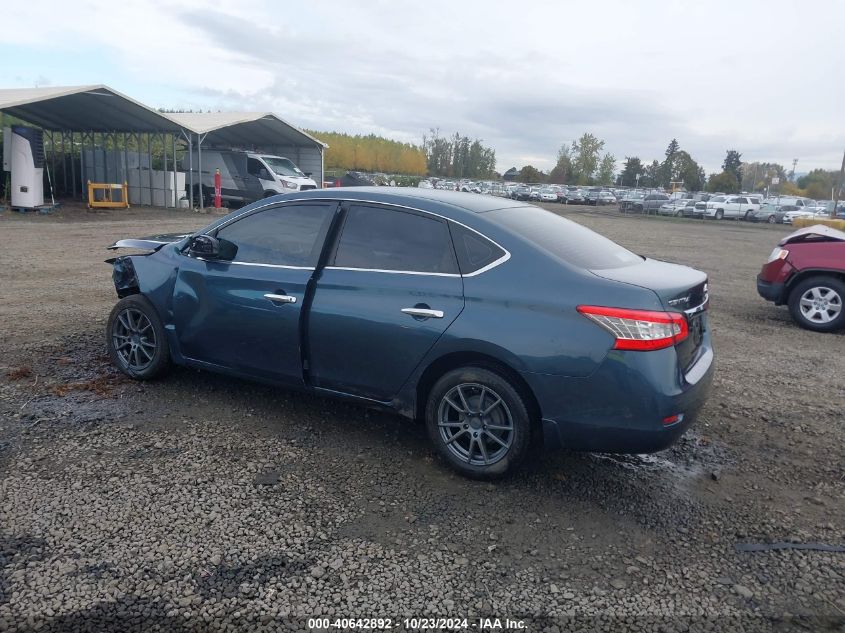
[788,276,845,332]
[714,209,724,220]
[767,215,777,224]
[426,367,532,479]
[107,295,171,379]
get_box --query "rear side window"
[215,204,333,267]
[449,223,506,274]
[334,205,458,274]
[490,206,642,270]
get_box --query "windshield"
[491,206,642,270]
[711,196,727,202]
[261,156,305,177]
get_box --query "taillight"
[577,305,689,351]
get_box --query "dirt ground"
[0,200,843,632]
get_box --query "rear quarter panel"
[416,244,667,378]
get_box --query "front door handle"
[264,293,297,305]
[401,307,444,319]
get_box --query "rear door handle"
[401,307,443,319]
[264,293,297,304]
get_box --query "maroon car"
[757,225,845,332]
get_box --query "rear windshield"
[490,206,642,270]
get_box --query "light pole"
[832,149,845,220]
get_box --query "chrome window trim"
[325,266,460,278]
[191,256,314,271]
[229,261,314,271]
[209,197,512,278]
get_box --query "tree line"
[515,133,617,185]
[421,129,497,179]
[307,131,427,175]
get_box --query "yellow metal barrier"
[793,217,845,231]
[87,181,130,209]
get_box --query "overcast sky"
[3,0,843,174]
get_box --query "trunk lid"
[591,258,709,371]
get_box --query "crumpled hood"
[778,224,845,246]
[107,233,191,251]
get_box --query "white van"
[246,153,318,195]
[187,150,318,205]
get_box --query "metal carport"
[0,85,185,208]
[0,85,326,210]
[166,112,326,209]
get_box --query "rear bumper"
[524,334,714,454]
[756,275,785,304]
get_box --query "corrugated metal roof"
[168,112,326,149]
[0,84,182,132]
[0,84,326,149]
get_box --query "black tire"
[675,210,683,217]
[425,366,532,479]
[107,295,170,380]
[767,215,776,224]
[715,209,724,220]
[787,276,845,333]
[743,210,751,221]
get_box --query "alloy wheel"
[112,308,157,370]
[437,383,514,466]
[799,286,842,324]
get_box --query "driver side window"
[247,158,264,177]
[215,204,334,267]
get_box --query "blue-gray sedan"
[106,188,714,478]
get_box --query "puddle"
[588,451,709,482]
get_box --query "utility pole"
[790,158,798,182]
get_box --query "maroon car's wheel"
[426,367,532,479]
[107,295,170,380]
[788,276,845,333]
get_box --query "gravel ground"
[0,202,843,632]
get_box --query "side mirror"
[188,235,236,261]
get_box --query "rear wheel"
[788,276,845,332]
[107,295,170,379]
[744,210,751,220]
[767,215,776,224]
[426,367,532,479]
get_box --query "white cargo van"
[187,150,318,205]
[246,153,318,195]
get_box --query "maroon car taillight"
[577,306,689,351]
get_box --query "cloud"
[2,0,844,174]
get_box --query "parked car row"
[507,185,622,205]
[418,180,845,228]
[625,192,844,224]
